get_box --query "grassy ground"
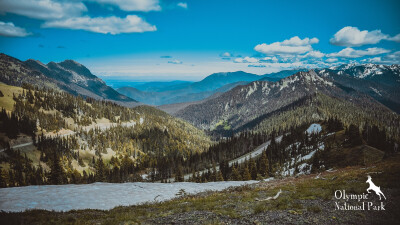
[0,83,23,112]
[1,154,399,225]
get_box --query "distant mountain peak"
[26,59,48,69]
[61,59,83,67]
[326,63,400,83]
[278,70,334,88]
[0,53,138,104]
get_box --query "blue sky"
[1,0,400,81]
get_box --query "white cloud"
[328,47,390,58]
[330,26,400,47]
[361,57,382,63]
[362,51,400,64]
[388,34,400,42]
[42,15,156,34]
[302,50,325,58]
[91,0,161,12]
[177,2,188,9]
[248,64,266,68]
[325,58,338,63]
[0,0,87,20]
[168,59,182,64]
[254,36,319,55]
[261,56,278,62]
[234,56,259,63]
[0,21,31,37]
[220,52,232,57]
[384,51,400,62]
[281,36,319,46]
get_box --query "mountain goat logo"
[366,175,386,200]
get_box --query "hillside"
[0,54,60,91]
[175,70,400,139]
[2,150,399,224]
[258,68,308,81]
[328,63,400,86]
[117,70,305,106]
[0,53,137,107]
[0,83,211,185]
[316,64,400,113]
[118,80,250,106]
[1,70,400,225]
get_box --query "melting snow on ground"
[306,123,322,134]
[0,181,257,212]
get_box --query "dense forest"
[0,84,209,186]
[0,84,399,187]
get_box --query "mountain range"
[1,53,399,120]
[175,69,400,138]
[0,53,137,107]
[117,69,307,105]
[316,64,400,113]
[1,52,400,190]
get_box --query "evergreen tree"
[175,165,184,182]
[49,151,65,184]
[216,170,224,181]
[249,157,258,180]
[259,150,269,177]
[242,166,252,181]
[0,169,7,187]
[95,157,107,182]
[231,166,241,181]
[347,124,362,147]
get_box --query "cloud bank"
[254,36,319,55]
[0,21,31,37]
[330,26,400,47]
[42,15,156,34]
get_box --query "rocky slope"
[317,64,400,113]
[117,70,305,106]
[0,53,137,107]
[175,70,398,136]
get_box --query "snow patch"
[0,181,257,212]
[306,123,322,134]
[300,150,316,161]
[246,82,257,98]
[370,87,382,96]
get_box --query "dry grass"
[0,82,23,111]
[1,154,399,225]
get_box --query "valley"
[1,1,399,223]
[0,53,399,224]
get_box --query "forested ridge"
[0,83,210,186]
[0,67,399,187]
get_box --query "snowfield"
[0,181,257,212]
[306,123,322,134]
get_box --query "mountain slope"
[176,70,400,138]
[118,80,251,106]
[316,64,400,113]
[258,68,308,81]
[0,82,211,183]
[328,63,400,86]
[0,53,137,107]
[176,70,337,130]
[0,53,60,91]
[188,71,261,93]
[25,58,135,103]
[117,70,304,106]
